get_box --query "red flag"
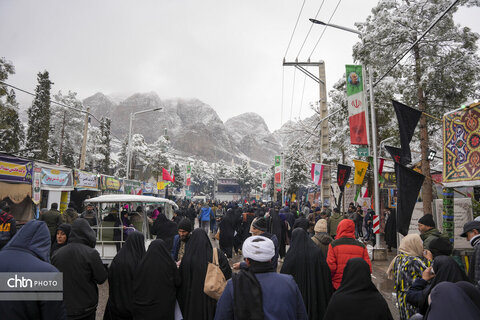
[162,168,175,182]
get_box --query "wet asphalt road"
[96,236,400,320]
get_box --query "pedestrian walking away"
[281,228,333,320]
[52,218,107,320]
[133,239,180,320]
[215,235,308,320]
[178,228,231,320]
[104,231,146,320]
[0,220,66,319]
[323,258,393,320]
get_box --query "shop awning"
[0,181,32,204]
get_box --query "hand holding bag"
[204,248,226,300]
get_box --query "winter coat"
[0,220,66,319]
[215,272,308,320]
[327,219,372,289]
[0,209,16,248]
[311,233,333,258]
[468,234,480,284]
[327,212,344,237]
[200,206,212,222]
[52,219,107,319]
[64,208,78,224]
[40,209,63,237]
[420,228,446,249]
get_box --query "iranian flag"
[311,163,324,186]
[162,168,175,183]
[185,164,191,186]
[346,65,369,145]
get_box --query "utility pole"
[79,107,90,170]
[283,60,330,207]
[58,110,67,165]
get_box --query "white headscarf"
[242,235,275,262]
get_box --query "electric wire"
[308,0,342,59]
[373,0,460,87]
[0,80,124,142]
[284,0,308,58]
[296,0,326,59]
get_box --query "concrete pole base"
[372,248,388,261]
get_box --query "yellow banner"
[157,181,170,190]
[353,160,369,185]
[291,193,296,202]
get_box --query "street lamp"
[427,149,437,161]
[310,18,383,250]
[126,107,163,179]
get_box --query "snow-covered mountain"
[82,92,281,167]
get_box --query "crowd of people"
[0,199,479,319]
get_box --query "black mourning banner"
[337,164,351,193]
[392,100,422,164]
[395,162,425,236]
[385,145,410,166]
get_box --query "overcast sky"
[1,0,479,132]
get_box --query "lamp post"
[310,18,383,250]
[126,107,163,179]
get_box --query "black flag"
[385,145,410,165]
[337,164,351,193]
[395,162,425,236]
[392,100,422,164]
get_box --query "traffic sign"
[357,147,369,157]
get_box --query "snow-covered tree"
[284,141,309,196]
[129,134,149,180]
[26,70,53,160]
[353,0,480,214]
[0,58,23,153]
[97,117,112,174]
[191,159,214,195]
[148,136,170,181]
[233,160,259,198]
[48,91,84,166]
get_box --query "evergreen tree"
[98,117,112,174]
[353,0,480,214]
[0,58,23,153]
[49,91,84,165]
[234,160,257,198]
[172,163,182,188]
[26,71,53,160]
[284,141,309,196]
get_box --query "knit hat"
[428,237,453,258]
[252,217,267,232]
[177,218,193,233]
[314,219,327,233]
[242,236,275,262]
[418,214,435,228]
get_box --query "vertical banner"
[262,172,267,190]
[336,164,351,192]
[274,155,282,191]
[32,168,42,205]
[353,160,369,185]
[311,163,324,186]
[185,164,191,187]
[346,65,369,145]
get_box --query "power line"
[374,0,460,87]
[0,80,125,142]
[284,0,307,58]
[296,0,326,59]
[308,0,342,59]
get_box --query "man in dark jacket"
[461,220,480,284]
[52,218,107,320]
[0,220,66,319]
[171,218,192,263]
[0,203,16,249]
[327,219,372,289]
[418,214,447,249]
[215,236,307,320]
[40,202,63,241]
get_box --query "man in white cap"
[215,235,307,320]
